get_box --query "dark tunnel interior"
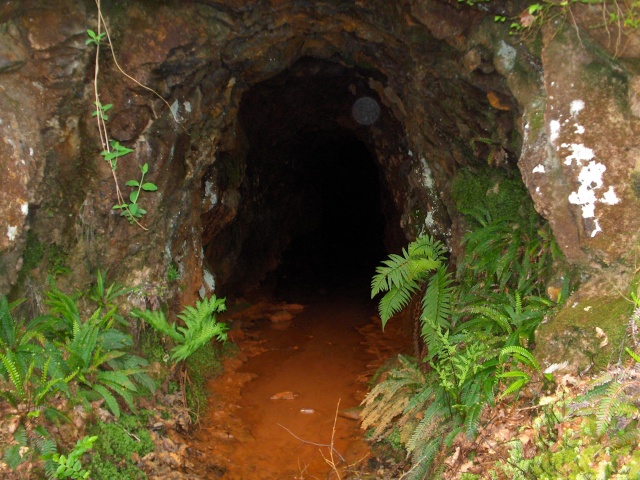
[273,130,387,293]
[204,58,399,298]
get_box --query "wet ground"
[190,281,410,479]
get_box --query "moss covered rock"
[535,289,632,374]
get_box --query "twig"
[325,399,342,480]
[277,423,346,464]
[477,431,536,480]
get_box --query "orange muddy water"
[190,284,409,479]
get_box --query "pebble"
[269,391,299,400]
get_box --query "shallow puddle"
[190,284,409,479]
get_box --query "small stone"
[338,406,363,421]
[299,408,315,415]
[269,311,293,323]
[270,391,299,400]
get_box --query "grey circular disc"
[352,97,380,125]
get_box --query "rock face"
[1,0,639,367]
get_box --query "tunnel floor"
[189,285,410,479]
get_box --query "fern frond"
[407,436,443,480]
[0,295,17,348]
[92,384,120,418]
[499,345,540,371]
[0,351,26,400]
[595,381,625,435]
[420,267,454,359]
[378,282,418,326]
[131,309,182,342]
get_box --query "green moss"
[92,415,154,460]
[451,166,537,224]
[185,342,226,420]
[140,327,168,365]
[22,232,45,272]
[536,294,632,371]
[89,414,153,480]
[525,100,545,139]
[583,60,630,113]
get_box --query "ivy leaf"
[141,183,157,191]
[128,203,138,216]
[129,191,139,204]
[125,180,140,187]
[141,163,149,174]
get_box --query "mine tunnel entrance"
[271,129,387,294]
[203,58,402,299]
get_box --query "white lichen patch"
[532,164,545,174]
[568,160,606,218]
[7,225,18,241]
[21,203,28,215]
[570,99,585,116]
[564,149,618,238]
[574,124,585,135]
[563,143,594,166]
[601,186,620,205]
[184,101,192,113]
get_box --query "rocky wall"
[0,0,639,369]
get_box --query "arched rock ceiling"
[1,0,640,309]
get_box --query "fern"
[420,266,454,359]
[133,295,227,363]
[372,235,447,325]
[366,207,562,476]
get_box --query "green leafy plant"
[44,277,155,418]
[113,163,157,223]
[86,2,183,229]
[48,435,97,479]
[167,264,180,283]
[364,199,562,476]
[85,29,105,46]
[0,295,74,414]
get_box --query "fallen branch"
[277,422,346,464]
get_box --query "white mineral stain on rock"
[532,164,545,173]
[425,210,434,228]
[591,219,602,238]
[170,100,179,117]
[497,40,516,71]
[203,267,216,292]
[549,120,561,144]
[570,99,585,116]
[21,203,28,215]
[203,180,218,211]
[419,158,434,189]
[7,226,18,241]
[184,101,192,113]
